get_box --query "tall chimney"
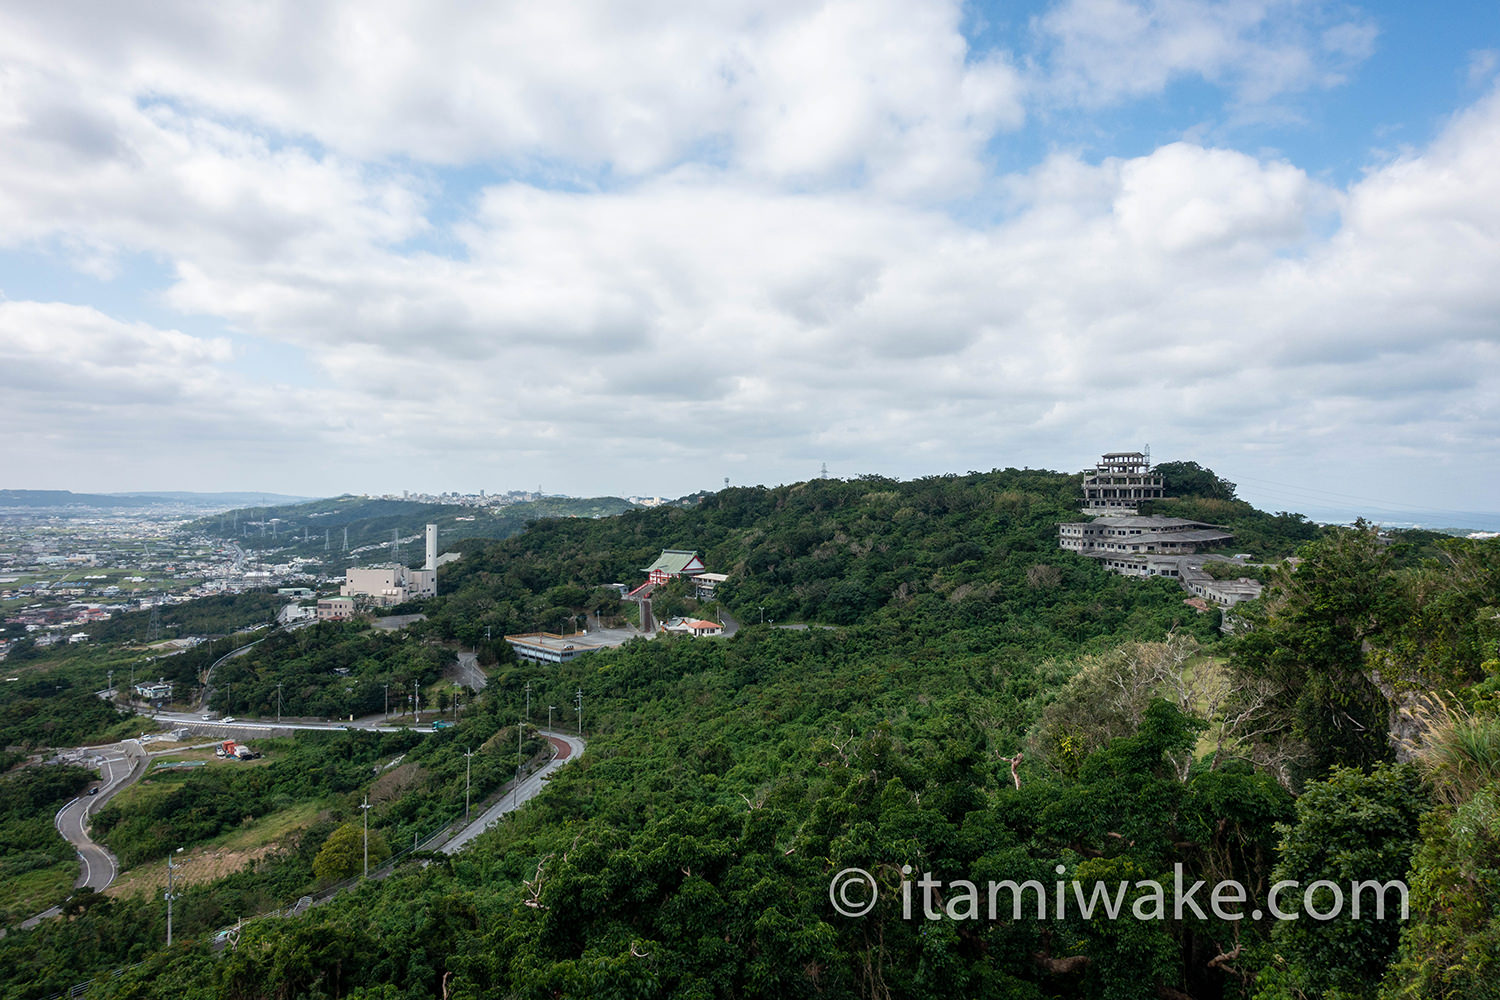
[425,523,437,572]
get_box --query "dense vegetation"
[0,468,1497,999]
[183,494,641,571]
[424,469,1254,653]
[206,622,448,719]
[0,674,135,748]
[82,592,284,646]
[0,764,92,922]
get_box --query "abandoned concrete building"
[1057,515,1234,556]
[1059,453,1263,608]
[1081,452,1164,514]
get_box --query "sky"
[1,0,1498,523]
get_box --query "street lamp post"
[383,682,389,719]
[524,680,531,723]
[276,682,282,723]
[575,687,583,736]
[547,705,555,730]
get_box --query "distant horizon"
[4,478,1498,535]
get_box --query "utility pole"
[361,797,372,878]
[464,748,475,823]
[575,687,583,736]
[276,682,282,723]
[383,682,389,719]
[165,848,184,946]
[524,680,532,723]
[413,679,419,723]
[514,721,522,805]
[548,705,555,730]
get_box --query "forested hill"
[6,468,1500,999]
[180,493,640,565]
[425,467,1322,648]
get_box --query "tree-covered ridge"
[180,494,641,568]
[0,674,134,749]
[207,621,448,719]
[427,468,1242,648]
[2,475,1498,998]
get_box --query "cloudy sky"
[1,1,1497,521]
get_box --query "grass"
[107,800,324,899]
[0,862,77,921]
[1403,694,1500,805]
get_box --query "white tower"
[425,524,437,572]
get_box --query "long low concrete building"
[1057,513,1262,607]
[505,630,635,664]
[1057,516,1234,555]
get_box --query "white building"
[340,524,439,606]
[317,597,356,621]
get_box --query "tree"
[1155,461,1238,501]
[1232,524,1401,779]
[312,821,389,883]
[1255,764,1425,1000]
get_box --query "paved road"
[199,637,267,711]
[439,730,585,854]
[719,609,740,637]
[19,740,148,929]
[373,614,427,632]
[452,651,487,691]
[151,710,433,735]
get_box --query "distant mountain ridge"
[0,489,317,509]
[182,493,641,565]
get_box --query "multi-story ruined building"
[1081,452,1164,514]
[1059,452,1263,608]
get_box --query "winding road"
[439,729,585,853]
[18,739,148,929]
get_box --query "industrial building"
[316,597,355,621]
[340,524,439,606]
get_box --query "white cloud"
[0,1,1496,511]
[1032,0,1378,109]
[0,0,1018,196]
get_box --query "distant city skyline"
[1,2,1497,517]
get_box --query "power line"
[1233,474,1496,520]
[1233,473,1490,515]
